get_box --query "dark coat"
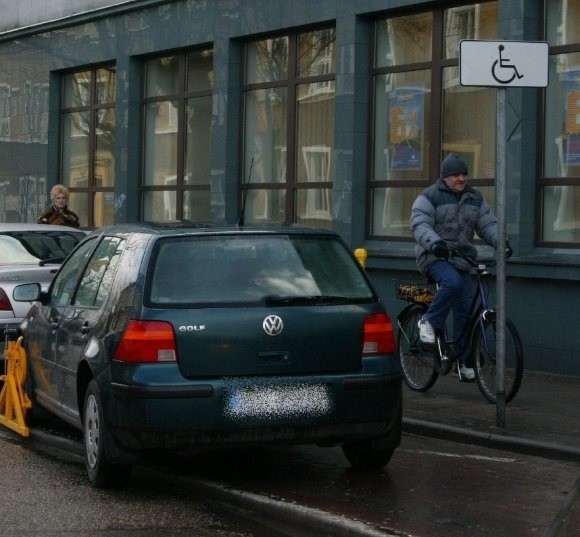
[410,178,498,274]
[37,205,80,228]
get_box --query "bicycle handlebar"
[446,248,497,268]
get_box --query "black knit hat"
[441,153,468,178]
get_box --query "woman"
[37,184,80,228]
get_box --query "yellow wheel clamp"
[0,336,31,437]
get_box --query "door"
[57,236,126,421]
[27,238,96,412]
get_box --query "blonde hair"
[50,184,69,201]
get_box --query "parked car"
[0,223,86,351]
[14,223,402,488]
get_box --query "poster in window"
[388,86,424,171]
[562,70,580,165]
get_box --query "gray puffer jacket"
[410,178,498,274]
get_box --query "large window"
[61,66,116,228]
[142,49,213,222]
[542,0,580,245]
[369,3,497,239]
[242,28,336,228]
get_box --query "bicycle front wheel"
[397,304,438,391]
[472,316,524,404]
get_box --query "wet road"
[1,423,578,537]
[0,432,278,537]
[162,434,580,537]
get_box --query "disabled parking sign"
[460,40,549,88]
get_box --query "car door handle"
[50,318,59,330]
[81,322,91,334]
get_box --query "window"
[369,3,497,239]
[541,0,580,244]
[76,237,125,308]
[242,28,336,228]
[61,67,116,228]
[49,239,96,307]
[142,49,213,222]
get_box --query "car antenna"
[236,156,254,227]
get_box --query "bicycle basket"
[395,280,436,304]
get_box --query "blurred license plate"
[225,384,331,419]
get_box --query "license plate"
[224,383,331,420]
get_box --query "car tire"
[83,379,132,488]
[341,441,395,470]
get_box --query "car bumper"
[108,364,402,452]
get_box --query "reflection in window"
[542,14,580,244]
[76,237,124,308]
[61,67,116,228]
[50,239,96,307]
[142,49,213,222]
[243,28,335,228]
[370,4,497,238]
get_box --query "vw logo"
[263,315,284,336]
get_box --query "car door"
[26,238,97,413]
[57,236,125,421]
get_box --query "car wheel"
[342,440,395,470]
[83,379,132,488]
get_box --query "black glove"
[505,242,513,259]
[432,241,450,259]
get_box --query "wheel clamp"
[0,336,31,437]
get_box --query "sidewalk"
[402,369,580,462]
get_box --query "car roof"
[88,222,339,238]
[0,223,87,233]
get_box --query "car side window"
[49,238,96,307]
[75,237,125,308]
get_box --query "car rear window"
[0,230,85,264]
[147,234,375,306]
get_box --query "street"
[0,422,578,536]
[0,429,276,537]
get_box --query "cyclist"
[410,153,512,380]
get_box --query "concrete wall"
[0,0,130,33]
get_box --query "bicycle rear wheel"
[472,316,524,403]
[397,304,438,391]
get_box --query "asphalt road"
[2,422,578,537]
[0,431,280,537]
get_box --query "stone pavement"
[402,369,580,462]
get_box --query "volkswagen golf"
[14,223,402,488]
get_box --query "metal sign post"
[460,40,548,427]
[495,88,507,426]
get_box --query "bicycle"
[396,251,523,404]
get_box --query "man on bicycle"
[410,153,511,380]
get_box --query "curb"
[403,417,580,463]
[154,468,402,537]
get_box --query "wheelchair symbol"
[491,45,524,84]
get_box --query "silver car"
[0,223,86,350]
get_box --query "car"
[14,223,402,488]
[0,223,86,351]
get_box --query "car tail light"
[0,288,13,312]
[362,313,396,355]
[114,320,177,363]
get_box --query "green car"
[15,224,402,488]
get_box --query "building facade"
[0,0,578,375]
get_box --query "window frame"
[60,64,116,228]
[368,3,497,241]
[241,26,336,227]
[140,47,214,223]
[538,37,580,247]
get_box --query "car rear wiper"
[264,295,350,306]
